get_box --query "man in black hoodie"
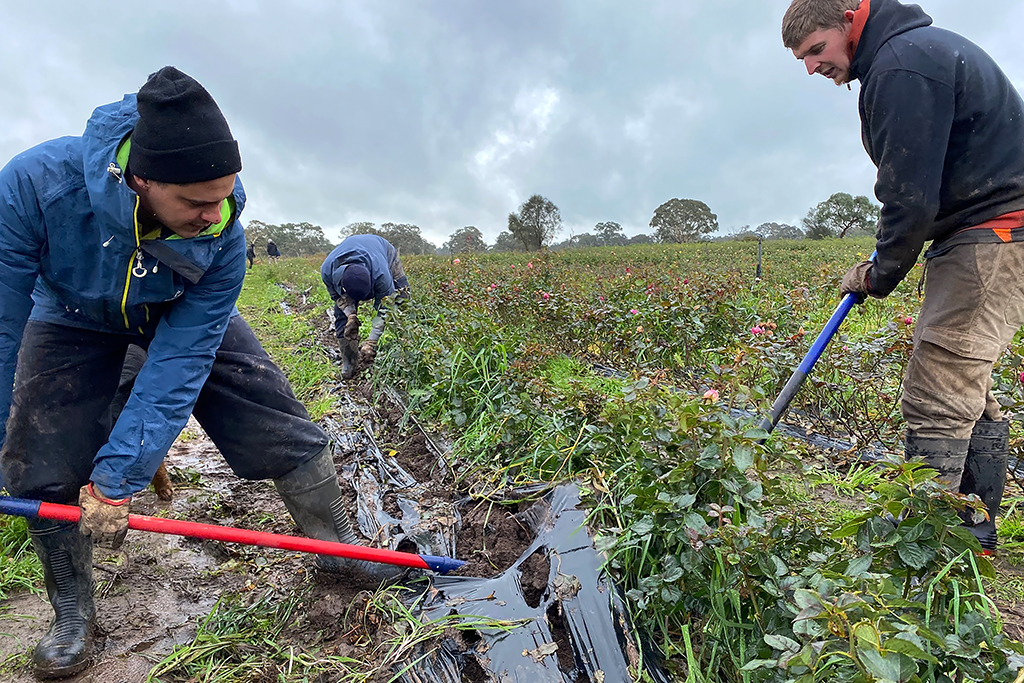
[782,0,1024,553]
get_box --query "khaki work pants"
[902,242,1024,440]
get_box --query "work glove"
[79,483,131,549]
[359,339,378,365]
[840,260,875,299]
[395,287,411,306]
[343,313,361,341]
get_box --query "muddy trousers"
[0,315,329,504]
[901,242,1024,549]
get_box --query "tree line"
[441,190,880,254]
[243,190,880,258]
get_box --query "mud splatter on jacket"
[850,0,1024,296]
[0,94,247,498]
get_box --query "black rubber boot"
[904,432,970,489]
[29,521,98,679]
[339,338,359,380]
[959,419,1009,552]
[273,445,405,584]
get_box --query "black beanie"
[341,264,373,301]
[128,66,242,184]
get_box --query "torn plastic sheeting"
[399,485,670,683]
[324,415,459,559]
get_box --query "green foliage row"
[368,239,1024,680]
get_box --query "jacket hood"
[80,94,141,230]
[850,0,932,81]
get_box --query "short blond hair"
[782,0,861,49]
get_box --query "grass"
[0,515,41,599]
[236,259,338,419]
[147,584,529,683]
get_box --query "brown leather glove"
[359,339,378,365]
[840,260,875,298]
[343,314,361,341]
[79,483,131,549]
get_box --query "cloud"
[1,0,1019,246]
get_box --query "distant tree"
[730,225,760,241]
[378,222,436,255]
[342,221,377,236]
[443,226,487,254]
[243,220,333,257]
[757,222,804,240]
[802,193,880,239]
[551,232,603,250]
[492,231,522,252]
[650,198,718,243]
[508,194,561,251]
[594,221,627,246]
[245,220,273,250]
[628,233,654,245]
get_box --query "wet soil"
[0,381,542,682]
[0,419,356,683]
[450,500,532,578]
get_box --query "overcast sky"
[2,1,1021,246]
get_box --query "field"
[2,237,1024,682]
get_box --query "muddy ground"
[2,377,1023,681]
[0,384,545,682]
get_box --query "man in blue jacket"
[783,0,1024,552]
[0,67,397,679]
[320,235,410,379]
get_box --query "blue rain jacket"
[320,235,405,310]
[0,94,247,498]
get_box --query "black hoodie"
[851,0,1024,296]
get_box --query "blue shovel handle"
[758,252,875,438]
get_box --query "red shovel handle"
[0,496,463,574]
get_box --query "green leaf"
[594,534,617,553]
[794,604,823,622]
[742,480,764,502]
[895,541,935,570]
[662,566,684,582]
[884,636,938,664]
[764,633,800,653]
[683,512,709,534]
[732,444,754,471]
[632,517,654,536]
[739,659,778,671]
[853,622,880,648]
[858,648,915,683]
[793,589,819,610]
[943,634,981,659]
[845,553,873,577]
